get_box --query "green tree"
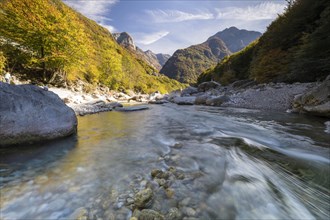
[0,51,6,73]
[0,0,87,82]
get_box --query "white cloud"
[146,9,214,23]
[63,0,118,32]
[134,31,170,45]
[102,24,117,33]
[216,2,286,20]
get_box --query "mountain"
[0,0,182,94]
[156,54,171,66]
[211,27,262,53]
[113,32,171,71]
[160,27,261,84]
[198,0,330,85]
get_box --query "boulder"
[194,95,210,105]
[172,96,196,105]
[197,81,221,92]
[293,76,330,117]
[181,86,198,96]
[0,83,77,146]
[205,95,230,106]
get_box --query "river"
[0,104,329,219]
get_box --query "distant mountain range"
[113,32,170,71]
[160,27,262,84]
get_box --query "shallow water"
[1,104,329,219]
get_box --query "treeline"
[198,0,330,85]
[0,0,183,93]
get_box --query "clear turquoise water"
[1,104,329,219]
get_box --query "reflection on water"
[0,104,329,219]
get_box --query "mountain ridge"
[112,32,171,71]
[198,0,330,85]
[160,27,262,84]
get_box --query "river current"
[0,104,329,219]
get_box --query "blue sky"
[63,0,287,55]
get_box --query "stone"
[325,121,330,133]
[205,95,230,106]
[292,76,330,117]
[181,86,198,96]
[0,83,77,146]
[166,208,182,220]
[165,188,175,198]
[148,100,168,104]
[182,207,196,217]
[231,79,256,89]
[197,81,221,92]
[133,209,164,220]
[194,95,209,105]
[115,106,149,112]
[151,169,164,178]
[134,188,153,208]
[172,97,196,105]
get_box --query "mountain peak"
[211,27,262,53]
[160,27,261,83]
[112,32,136,50]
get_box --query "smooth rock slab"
[115,106,150,112]
[172,97,196,105]
[0,83,77,146]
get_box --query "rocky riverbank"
[4,76,163,116]
[157,77,330,118]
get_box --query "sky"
[63,0,287,55]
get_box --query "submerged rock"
[115,106,150,112]
[134,188,153,208]
[132,209,164,220]
[166,207,182,220]
[0,83,77,146]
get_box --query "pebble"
[183,207,196,217]
[166,207,182,220]
[134,188,153,208]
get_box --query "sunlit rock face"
[0,83,77,146]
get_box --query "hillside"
[0,0,182,94]
[113,32,171,71]
[160,27,261,84]
[198,0,330,85]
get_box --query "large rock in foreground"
[293,76,330,117]
[0,83,77,146]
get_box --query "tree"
[0,0,88,82]
[0,51,6,73]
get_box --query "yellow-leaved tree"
[0,0,88,82]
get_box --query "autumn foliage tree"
[0,0,183,93]
[0,0,88,82]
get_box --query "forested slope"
[0,0,182,93]
[198,0,330,85]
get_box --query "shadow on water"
[0,135,77,185]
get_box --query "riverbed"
[0,104,329,219]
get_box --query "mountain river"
[0,104,329,219]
